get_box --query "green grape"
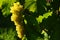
[10,2,24,39]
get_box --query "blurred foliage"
[0,28,17,40]
[25,0,36,12]
[0,0,60,40]
[0,0,19,16]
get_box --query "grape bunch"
[10,2,24,39]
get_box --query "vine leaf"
[25,0,36,12]
[36,11,52,23]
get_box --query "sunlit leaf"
[36,11,52,23]
[25,0,36,12]
[24,19,27,24]
[43,11,52,18]
[0,0,19,16]
[36,15,44,23]
[41,30,49,40]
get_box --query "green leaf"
[24,19,27,24]
[29,3,36,12]
[36,15,44,23]
[22,35,27,40]
[41,30,49,40]
[0,0,18,16]
[36,11,52,23]
[25,0,36,12]
[43,11,52,18]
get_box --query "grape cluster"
[10,2,24,38]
